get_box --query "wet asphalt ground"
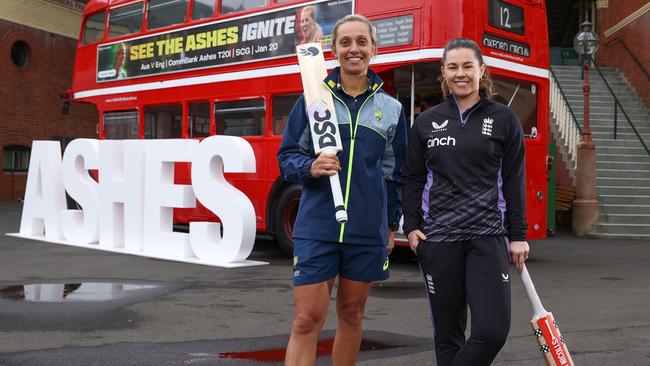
[0,202,649,365]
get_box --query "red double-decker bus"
[69,0,550,255]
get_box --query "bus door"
[378,62,443,243]
[491,75,548,238]
[379,62,443,127]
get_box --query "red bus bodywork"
[71,0,550,253]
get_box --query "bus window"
[272,94,300,135]
[215,99,265,136]
[148,0,188,30]
[82,12,105,45]
[389,63,443,124]
[103,111,139,139]
[144,104,183,139]
[221,0,267,15]
[188,101,211,138]
[109,2,144,38]
[492,77,538,137]
[192,0,215,20]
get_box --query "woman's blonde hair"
[332,14,378,47]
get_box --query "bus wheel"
[65,193,81,210]
[274,185,301,257]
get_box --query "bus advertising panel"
[96,0,353,82]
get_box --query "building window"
[109,2,144,38]
[221,0,267,15]
[104,110,139,139]
[188,101,211,138]
[148,0,188,30]
[272,94,300,135]
[192,0,215,20]
[11,41,30,69]
[215,99,265,136]
[3,146,31,172]
[83,12,106,45]
[144,104,183,139]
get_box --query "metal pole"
[614,101,618,140]
[582,60,592,142]
[573,54,599,236]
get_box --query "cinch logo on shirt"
[427,136,456,147]
[431,120,448,133]
[482,117,494,136]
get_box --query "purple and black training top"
[402,94,528,242]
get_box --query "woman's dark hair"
[440,38,495,99]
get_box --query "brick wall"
[0,19,97,201]
[597,2,650,107]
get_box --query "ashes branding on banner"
[96,0,353,82]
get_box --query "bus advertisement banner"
[96,0,353,82]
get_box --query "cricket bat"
[296,43,347,223]
[520,265,575,366]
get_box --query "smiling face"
[300,8,316,37]
[332,20,376,77]
[441,47,486,101]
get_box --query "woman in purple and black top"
[402,38,530,366]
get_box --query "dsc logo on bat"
[308,99,339,150]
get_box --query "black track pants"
[416,236,511,366]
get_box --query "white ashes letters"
[9,137,266,268]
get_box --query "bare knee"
[292,310,326,335]
[337,301,366,328]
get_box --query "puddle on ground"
[219,337,396,361]
[0,282,159,302]
[370,281,425,299]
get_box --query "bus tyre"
[274,185,301,257]
[65,193,81,210]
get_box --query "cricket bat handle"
[329,172,347,223]
[520,265,549,320]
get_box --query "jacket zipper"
[325,81,383,243]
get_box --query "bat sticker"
[307,100,338,150]
[298,46,321,57]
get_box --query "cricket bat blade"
[520,265,575,366]
[296,42,347,223]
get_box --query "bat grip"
[329,173,347,223]
[519,265,549,320]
